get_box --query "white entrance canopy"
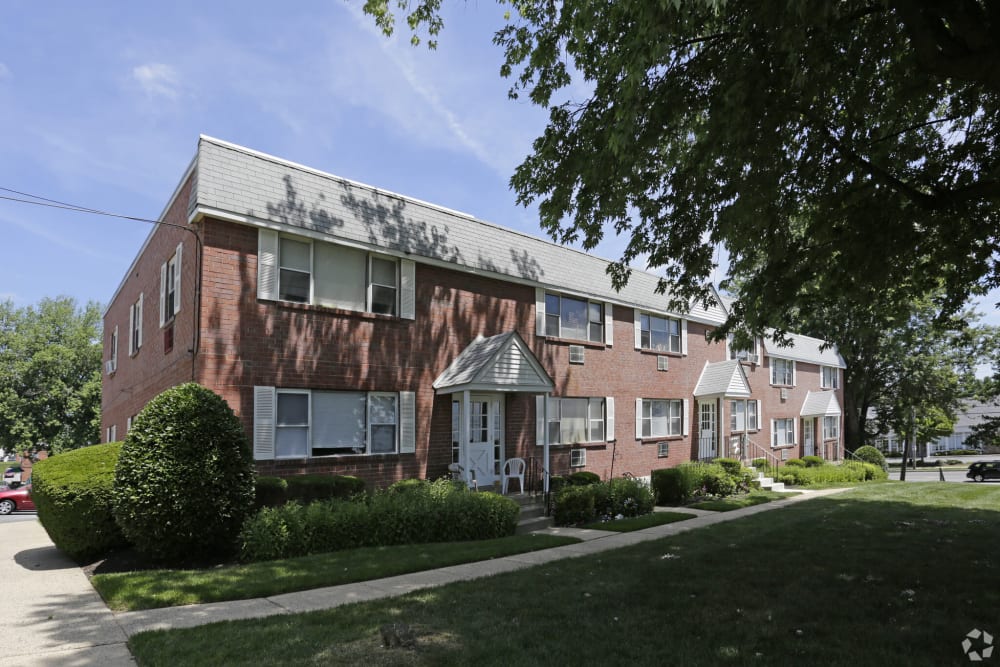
[693,360,752,398]
[800,390,842,417]
[433,331,553,395]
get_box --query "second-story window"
[771,358,795,386]
[128,294,143,356]
[821,366,839,389]
[545,293,602,342]
[369,257,398,316]
[279,238,311,303]
[641,314,681,353]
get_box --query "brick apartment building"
[101,136,845,491]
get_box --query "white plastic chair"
[502,457,526,495]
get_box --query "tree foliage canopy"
[365,0,1000,334]
[0,297,102,454]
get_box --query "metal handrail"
[741,437,781,476]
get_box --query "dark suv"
[966,461,1000,483]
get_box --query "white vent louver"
[780,388,789,401]
[570,448,586,467]
[657,355,669,371]
[569,345,585,364]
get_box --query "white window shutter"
[400,259,416,320]
[791,361,797,387]
[535,288,546,336]
[174,243,183,315]
[633,310,642,349]
[159,260,167,326]
[112,325,118,371]
[756,400,763,431]
[535,395,545,445]
[128,306,134,355]
[683,399,690,436]
[258,229,279,301]
[793,418,799,446]
[605,397,615,441]
[136,293,143,348]
[604,302,613,346]
[635,398,643,440]
[253,386,276,460]
[681,319,688,355]
[399,390,416,453]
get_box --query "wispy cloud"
[0,210,114,260]
[131,63,180,99]
[0,63,10,80]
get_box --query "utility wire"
[0,188,163,225]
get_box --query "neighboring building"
[101,136,845,490]
[875,400,999,456]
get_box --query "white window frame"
[108,326,118,374]
[367,391,399,454]
[106,424,116,443]
[544,292,603,343]
[278,237,312,303]
[727,334,759,363]
[771,358,795,386]
[823,415,840,440]
[273,389,403,459]
[275,389,311,459]
[160,243,182,327]
[821,366,839,390]
[772,418,795,447]
[128,294,143,356]
[641,399,683,438]
[640,313,682,354]
[546,397,607,445]
[570,448,586,468]
[730,400,760,432]
[367,256,399,316]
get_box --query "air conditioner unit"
[748,353,759,364]
[569,345,585,364]
[657,355,669,371]
[105,360,116,375]
[570,448,587,467]
[780,388,788,401]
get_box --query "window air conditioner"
[105,360,116,375]
[780,388,788,401]
[569,345,585,364]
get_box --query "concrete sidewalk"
[4,487,849,662]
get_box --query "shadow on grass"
[128,483,1000,667]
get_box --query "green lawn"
[689,489,799,511]
[94,534,579,611]
[580,511,695,531]
[128,482,1000,666]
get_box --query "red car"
[0,482,35,514]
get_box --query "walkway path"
[5,487,849,665]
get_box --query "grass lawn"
[94,534,579,611]
[580,511,695,531]
[688,489,799,512]
[128,482,1000,666]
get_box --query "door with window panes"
[698,401,717,460]
[468,395,503,487]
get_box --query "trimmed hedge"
[853,445,888,471]
[286,474,366,504]
[553,476,655,525]
[801,455,825,467]
[31,442,128,563]
[238,478,519,562]
[776,461,887,486]
[567,471,601,486]
[653,461,752,505]
[113,383,256,564]
[254,477,288,509]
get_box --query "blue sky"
[1,1,996,337]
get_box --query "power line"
[0,188,162,225]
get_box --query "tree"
[365,1,1000,334]
[0,297,102,455]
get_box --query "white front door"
[803,418,815,457]
[698,401,717,460]
[468,394,503,487]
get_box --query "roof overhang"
[433,331,554,395]
[800,391,842,417]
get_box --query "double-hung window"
[368,257,398,316]
[275,390,400,458]
[547,397,606,444]
[823,416,840,440]
[107,326,118,374]
[771,358,795,386]
[730,400,759,432]
[545,293,602,342]
[728,334,759,362]
[641,399,683,438]
[821,366,839,389]
[128,294,143,356]
[772,418,795,447]
[641,314,681,353]
[279,238,312,303]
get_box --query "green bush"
[714,458,742,476]
[238,478,519,562]
[286,474,366,504]
[652,466,701,505]
[385,478,428,494]
[31,442,128,563]
[567,471,601,486]
[113,383,256,564]
[801,455,825,467]
[853,445,888,471]
[553,484,597,525]
[751,458,768,468]
[254,477,288,509]
[553,476,655,525]
[776,461,887,486]
[784,458,805,467]
[700,463,737,497]
[608,477,655,517]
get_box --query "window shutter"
[682,399,690,436]
[791,361,797,387]
[756,399,763,431]
[535,395,545,445]
[112,325,118,371]
[136,293,143,348]
[173,243,183,315]
[399,390,415,453]
[128,306,134,355]
[535,288,545,336]
[159,260,167,326]
[681,319,688,355]
[253,386,276,460]
[605,397,615,441]
[258,229,279,301]
[793,418,799,446]
[633,310,641,349]
[400,259,416,320]
[635,398,643,440]
[604,302,613,346]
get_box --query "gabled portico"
[693,359,754,460]
[433,331,554,491]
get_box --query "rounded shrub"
[254,476,288,509]
[853,445,888,471]
[784,458,805,467]
[568,471,601,486]
[113,383,255,563]
[714,457,743,477]
[31,442,128,563]
[801,455,825,467]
